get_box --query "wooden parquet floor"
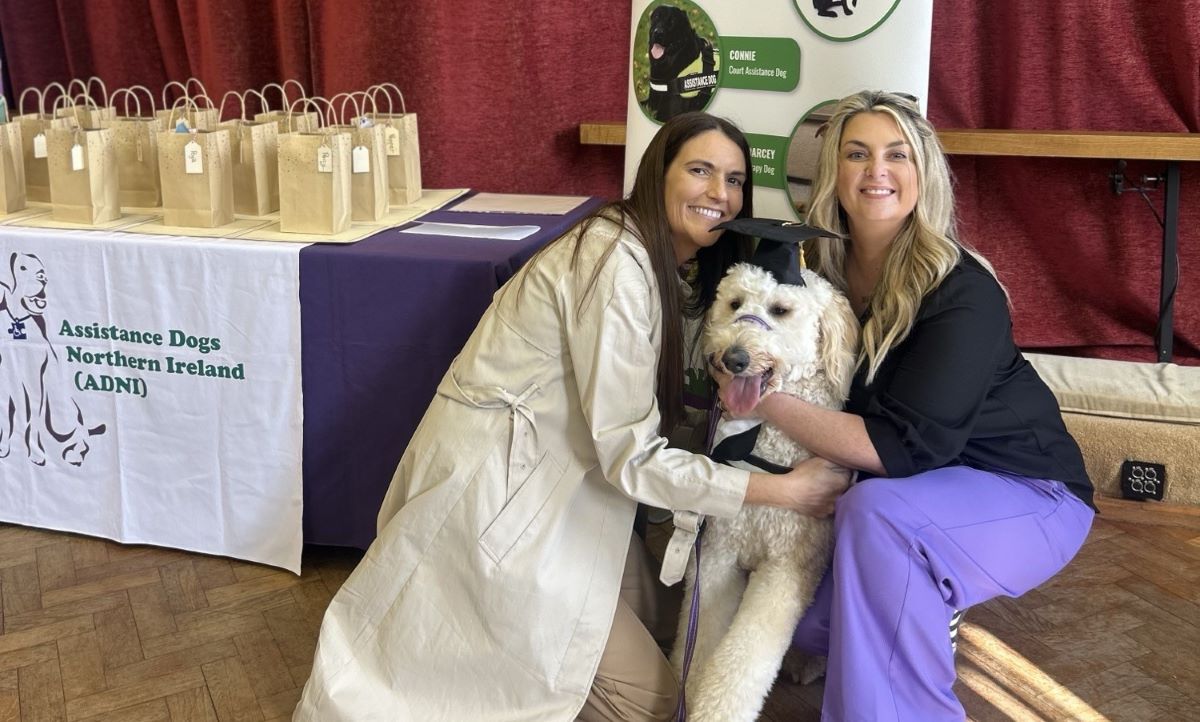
[0,496,1197,721]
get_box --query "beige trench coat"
[293,219,750,721]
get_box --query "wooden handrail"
[580,122,1200,161]
[937,129,1200,161]
[580,122,626,146]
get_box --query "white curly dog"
[669,261,858,722]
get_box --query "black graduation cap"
[714,218,843,286]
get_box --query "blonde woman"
[715,91,1096,720]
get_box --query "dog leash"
[673,522,703,722]
[670,394,727,722]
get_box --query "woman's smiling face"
[664,129,746,265]
[836,111,918,241]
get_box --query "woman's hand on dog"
[745,457,851,517]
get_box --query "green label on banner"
[744,133,790,189]
[720,37,801,92]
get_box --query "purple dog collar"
[734,314,772,330]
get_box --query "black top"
[847,254,1095,508]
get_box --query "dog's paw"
[782,647,827,685]
[799,655,827,685]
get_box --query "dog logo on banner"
[0,252,107,466]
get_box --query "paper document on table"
[400,221,541,241]
[453,193,589,215]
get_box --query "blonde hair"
[805,90,1001,383]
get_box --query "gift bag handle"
[162,80,190,111]
[351,90,380,118]
[72,93,102,113]
[244,89,269,117]
[219,90,248,123]
[287,97,328,133]
[348,92,379,145]
[370,82,408,115]
[110,88,142,119]
[65,78,89,103]
[166,96,201,129]
[185,77,210,101]
[365,85,392,116]
[87,76,111,107]
[52,93,82,127]
[112,85,156,118]
[311,96,340,130]
[191,93,217,111]
[18,87,44,117]
[43,82,70,115]
[330,92,363,127]
[261,79,307,113]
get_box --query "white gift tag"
[385,126,400,156]
[352,145,369,174]
[71,143,85,171]
[33,133,48,158]
[136,137,144,163]
[317,145,333,173]
[184,139,203,174]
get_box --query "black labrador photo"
[644,4,717,123]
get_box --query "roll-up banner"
[625,0,933,220]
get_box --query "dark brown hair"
[538,112,755,433]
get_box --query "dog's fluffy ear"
[818,291,860,400]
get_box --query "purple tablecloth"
[299,195,603,548]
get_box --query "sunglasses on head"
[814,91,922,137]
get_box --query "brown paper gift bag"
[253,81,318,134]
[219,90,280,216]
[367,82,421,206]
[46,122,121,224]
[157,118,234,227]
[107,86,163,207]
[0,100,27,214]
[331,92,388,222]
[15,83,74,202]
[278,99,351,235]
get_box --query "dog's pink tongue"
[651,44,665,60]
[724,375,762,417]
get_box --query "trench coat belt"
[660,510,703,585]
[440,372,542,488]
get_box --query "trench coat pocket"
[479,451,566,565]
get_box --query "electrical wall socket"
[1120,460,1166,501]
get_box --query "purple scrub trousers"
[791,466,1094,721]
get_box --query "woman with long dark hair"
[294,112,851,722]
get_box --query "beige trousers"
[577,533,683,722]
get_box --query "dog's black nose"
[722,348,750,375]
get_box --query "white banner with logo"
[0,227,304,572]
[625,0,933,220]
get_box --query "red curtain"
[1,1,1197,363]
[929,3,1200,364]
